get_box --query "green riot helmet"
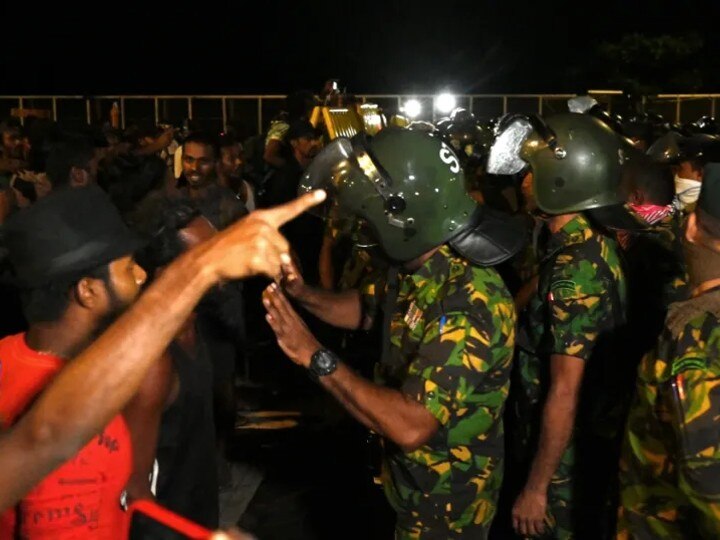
[646,131,685,164]
[647,132,720,165]
[449,107,475,124]
[298,128,525,265]
[487,112,638,215]
[407,120,437,133]
[438,115,492,160]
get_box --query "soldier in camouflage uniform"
[615,157,690,369]
[618,163,720,539]
[376,243,516,538]
[487,113,641,539]
[261,129,526,538]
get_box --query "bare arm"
[319,362,439,452]
[297,287,366,330]
[124,350,175,501]
[283,263,369,330]
[513,354,585,536]
[0,157,27,174]
[133,129,174,157]
[526,354,584,491]
[318,233,336,290]
[263,284,437,452]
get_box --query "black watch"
[309,348,339,378]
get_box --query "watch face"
[312,349,337,376]
[317,353,332,369]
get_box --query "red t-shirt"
[0,333,133,539]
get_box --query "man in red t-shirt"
[0,186,147,539]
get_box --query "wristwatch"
[309,348,339,378]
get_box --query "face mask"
[674,175,702,210]
[629,203,674,226]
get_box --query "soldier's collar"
[547,213,593,252]
[404,244,465,299]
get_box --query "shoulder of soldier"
[666,294,720,374]
[431,260,514,325]
[545,240,607,299]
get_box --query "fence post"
[85,98,91,125]
[538,96,543,115]
[120,97,126,129]
[257,98,263,135]
[187,97,193,120]
[51,97,58,122]
[221,97,227,131]
[502,96,508,115]
[154,97,160,125]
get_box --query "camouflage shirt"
[264,120,290,145]
[515,213,628,538]
[618,287,720,539]
[377,244,516,539]
[518,213,627,425]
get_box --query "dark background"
[2,0,720,95]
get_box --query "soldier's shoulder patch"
[671,356,708,376]
[549,279,577,301]
[404,301,424,331]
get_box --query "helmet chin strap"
[353,143,415,231]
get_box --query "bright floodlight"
[403,99,422,119]
[435,93,456,114]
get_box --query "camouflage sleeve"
[669,315,720,536]
[548,255,614,361]
[359,271,385,324]
[401,311,513,426]
[265,121,289,144]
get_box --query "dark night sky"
[2,0,720,95]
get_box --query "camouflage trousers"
[395,520,491,540]
[387,461,503,540]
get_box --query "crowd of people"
[0,87,719,540]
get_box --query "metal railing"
[1,93,718,135]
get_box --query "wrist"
[307,347,340,377]
[300,342,322,369]
[191,238,232,289]
[524,480,549,495]
[292,283,312,303]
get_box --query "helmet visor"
[298,136,393,220]
[486,116,534,176]
[298,138,358,219]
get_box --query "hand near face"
[262,282,320,368]
[201,190,326,282]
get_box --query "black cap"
[698,163,720,222]
[2,186,144,287]
[286,121,322,141]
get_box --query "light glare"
[403,99,422,119]
[435,93,456,114]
